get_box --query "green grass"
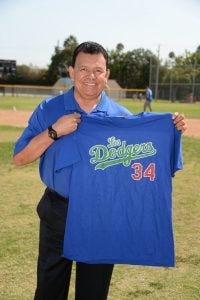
[0,125,24,142]
[120,99,200,119]
[0,95,200,118]
[0,122,200,299]
[0,95,44,111]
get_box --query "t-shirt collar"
[63,87,108,113]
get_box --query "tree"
[169,51,175,59]
[46,35,78,84]
[108,45,157,88]
[196,45,200,52]
[63,35,78,49]
[116,43,124,52]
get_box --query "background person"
[144,86,153,111]
[13,41,187,300]
[138,92,143,101]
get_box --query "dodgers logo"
[89,136,157,170]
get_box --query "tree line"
[1,35,200,90]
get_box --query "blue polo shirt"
[14,87,132,197]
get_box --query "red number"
[131,163,155,181]
[131,163,143,180]
[143,163,155,181]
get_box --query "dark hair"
[71,41,108,67]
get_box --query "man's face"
[69,52,110,102]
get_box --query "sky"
[0,0,199,68]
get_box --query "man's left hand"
[173,112,187,133]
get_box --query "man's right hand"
[53,113,81,138]
[13,113,82,166]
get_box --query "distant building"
[53,77,73,94]
[105,79,125,101]
[0,59,16,78]
[53,77,125,101]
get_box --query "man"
[13,41,186,300]
[144,86,153,112]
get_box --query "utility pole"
[149,56,152,88]
[155,45,160,100]
[169,70,172,101]
[192,58,197,100]
[168,52,175,102]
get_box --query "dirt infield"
[0,109,199,138]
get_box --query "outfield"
[0,96,200,299]
[0,95,200,118]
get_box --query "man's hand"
[173,112,187,133]
[13,113,81,166]
[53,113,81,138]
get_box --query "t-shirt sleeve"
[171,128,183,176]
[13,105,46,155]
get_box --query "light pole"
[192,58,197,100]
[149,56,152,88]
[168,51,175,102]
[155,45,160,100]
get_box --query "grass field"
[0,95,43,111]
[0,97,200,299]
[121,99,200,119]
[0,95,200,118]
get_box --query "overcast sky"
[0,0,199,67]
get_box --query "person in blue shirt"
[144,86,153,112]
[13,41,187,300]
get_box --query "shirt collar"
[63,87,108,113]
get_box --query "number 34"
[131,163,155,181]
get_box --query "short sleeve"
[13,105,46,155]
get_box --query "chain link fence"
[150,64,200,102]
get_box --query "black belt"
[46,187,68,202]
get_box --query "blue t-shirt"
[13,87,131,197]
[146,88,153,101]
[61,113,182,267]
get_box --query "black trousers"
[34,188,114,300]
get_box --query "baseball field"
[0,96,200,299]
